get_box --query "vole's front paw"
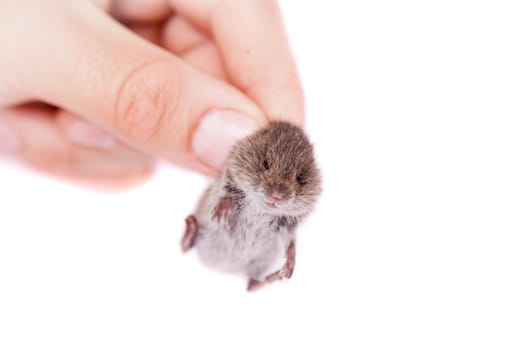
[212,196,235,222]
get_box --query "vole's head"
[227,121,321,217]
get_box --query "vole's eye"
[263,159,270,170]
[296,173,306,185]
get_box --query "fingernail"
[192,109,258,170]
[0,120,19,154]
[67,121,115,149]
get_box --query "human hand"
[0,0,304,189]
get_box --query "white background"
[1,1,525,349]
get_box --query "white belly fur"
[194,199,287,280]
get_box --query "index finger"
[169,0,305,126]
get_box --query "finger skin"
[128,22,163,45]
[162,15,208,54]
[1,106,154,188]
[168,0,305,125]
[162,15,226,79]
[111,0,172,23]
[3,1,266,173]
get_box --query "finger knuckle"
[113,61,186,145]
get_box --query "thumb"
[15,1,267,173]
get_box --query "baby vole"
[181,121,321,291]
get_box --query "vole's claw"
[181,215,198,252]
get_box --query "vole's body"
[182,121,321,290]
[192,175,290,279]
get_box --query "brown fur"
[182,121,322,290]
[228,121,321,211]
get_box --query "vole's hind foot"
[247,241,296,291]
[267,241,296,281]
[247,278,265,292]
[181,215,198,252]
[260,240,296,284]
[247,268,291,292]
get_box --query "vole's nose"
[267,186,286,202]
